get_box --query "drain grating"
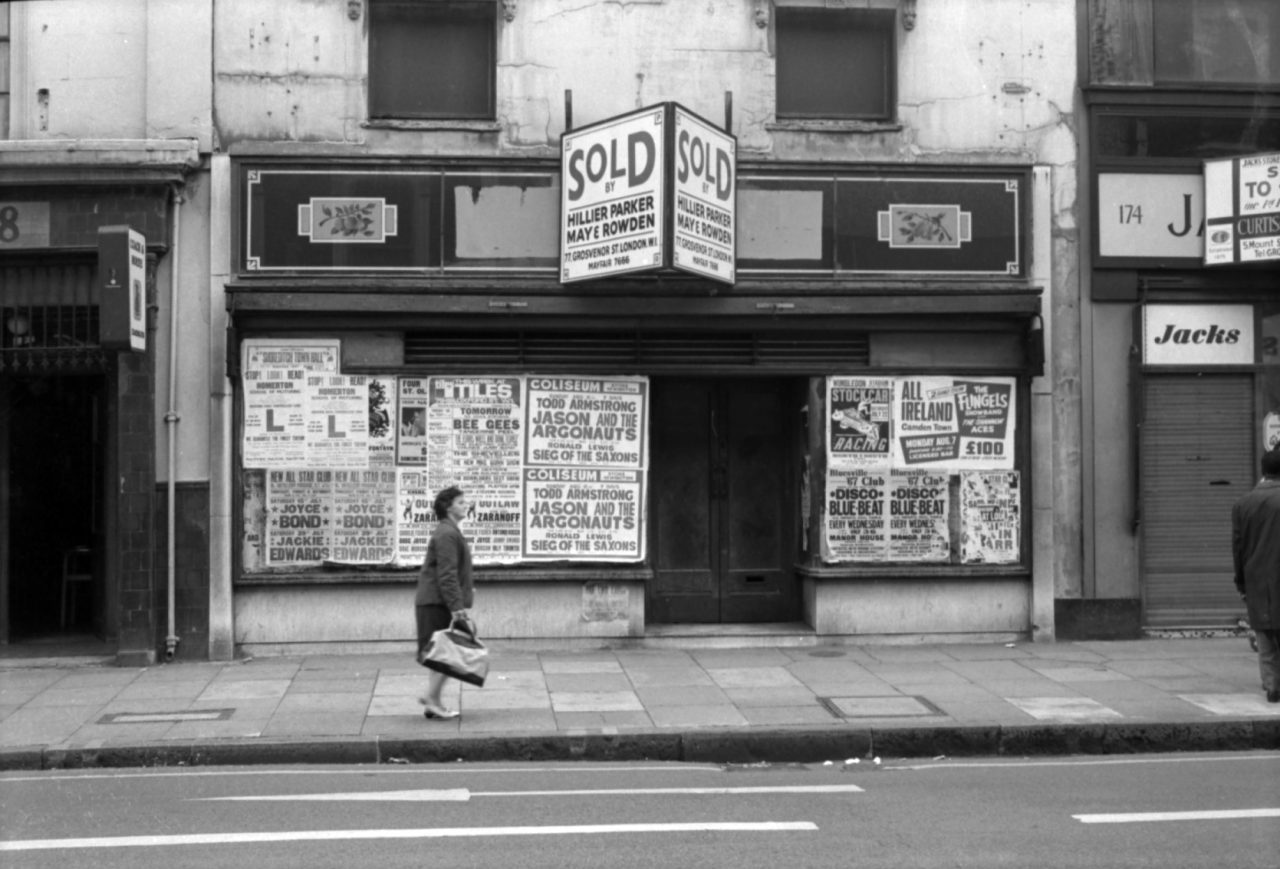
[98,709,235,725]
[820,696,944,718]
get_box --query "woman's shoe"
[423,705,460,719]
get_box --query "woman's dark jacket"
[415,518,474,612]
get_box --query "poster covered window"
[238,345,650,574]
[821,374,1023,566]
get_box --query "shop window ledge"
[798,564,1029,580]
[236,566,655,586]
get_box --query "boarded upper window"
[368,0,495,120]
[775,7,896,121]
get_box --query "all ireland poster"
[891,376,1015,471]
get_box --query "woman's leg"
[424,670,447,708]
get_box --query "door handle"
[711,466,728,499]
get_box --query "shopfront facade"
[1080,0,1280,635]
[0,143,201,664]
[222,157,1050,654]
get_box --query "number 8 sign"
[0,202,51,248]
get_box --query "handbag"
[418,617,490,686]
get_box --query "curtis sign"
[561,102,736,284]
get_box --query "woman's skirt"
[415,604,453,657]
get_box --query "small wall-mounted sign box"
[98,225,147,352]
[560,101,736,285]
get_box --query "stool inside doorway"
[61,546,94,629]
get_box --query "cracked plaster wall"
[9,0,212,146]
[210,0,1076,170]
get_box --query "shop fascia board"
[225,284,1043,320]
[0,139,201,185]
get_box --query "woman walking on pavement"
[416,486,474,719]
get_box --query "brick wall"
[112,348,158,666]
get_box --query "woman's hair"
[433,486,464,520]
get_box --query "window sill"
[236,565,655,586]
[767,120,903,134]
[363,119,503,133]
[798,564,1029,580]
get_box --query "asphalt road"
[2,752,1278,868]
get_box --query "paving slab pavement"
[1,638,1277,770]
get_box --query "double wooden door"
[648,379,798,623]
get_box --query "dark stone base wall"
[114,353,158,666]
[1055,598,1142,640]
[154,482,211,661]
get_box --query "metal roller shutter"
[1140,375,1254,628]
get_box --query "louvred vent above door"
[403,330,870,371]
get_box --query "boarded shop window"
[237,339,650,575]
[444,174,560,269]
[368,0,495,120]
[822,376,1024,566]
[736,177,833,271]
[775,7,896,121]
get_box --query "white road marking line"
[196,784,864,802]
[0,821,819,851]
[476,785,864,797]
[0,764,720,784]
[1074,808,1280,824]
[199,789,471,802]
[886,754,1280,772]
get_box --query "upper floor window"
[775,6,896,122]
[1090,0,1280,88]
[1154,0,1280,86]
[368,0,496,121]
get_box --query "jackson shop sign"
[561,102,736,284]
